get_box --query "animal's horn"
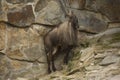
[67,10,74,17]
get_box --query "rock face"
[74,10,108,33]
[7,5,35,26]
[35,0,48,12]
[6,0,33,4]
[0,54,11,80]
[0,1,2,13]
[64,0,85,9]
[36,1,64,25]
[0,0,120,80]
[86,0,120,22]
[0,23,6,51]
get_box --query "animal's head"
[66,11,79,30]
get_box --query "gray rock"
[35,0,48,12]
[99,55,119,66]
[0,0,2,14]
[36,1,64,25]
[64,0,85,9]
[10,62,47,80]
[73,10,108,33]
[109,75,120,80]
[6,27,29,60]
[110,42,120,48]
[86,0,120,21]
[23,45,45,61]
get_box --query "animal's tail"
[0,21,56,28]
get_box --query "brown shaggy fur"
[44,13,79,73]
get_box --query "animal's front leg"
[64,48,71,64]
[64,52,69,64]
[47,52,52,73]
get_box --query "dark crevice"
[6,55,47,64]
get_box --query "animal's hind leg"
[52,47,58,72]
[52,55,56,71]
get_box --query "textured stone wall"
[0,0,120,80]
[0,0,63,80]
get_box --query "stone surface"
[36,1,64,25]
[6,0,33,4]
[6,25,47,61]
[0,0,2,14]
[23,27,46,61]
[109,75,120,80]
[5,25,48,79]
[16,78,28,80]
[7,5,35,26]
[9,61,47,80]
[23,45,44,61]
[80,47,95,62]
[99,55,119,66]
[0,23,6,51]
[0,54,11,80]
[74,10,109,33]
[86,0,120,21]
[64,0,85,9]
[108,23,120,28]
[35,0,48,12]
[94,54,106,59]
[6,27,29,60]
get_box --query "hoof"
[48,70,51,74]
[64,60,68,64]
[53,67,56,72]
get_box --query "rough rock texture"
[36,1,64,25]
[64,0,85,9]
[0,23,6,51]
[0,0,120,80]
[6,0,33,4]
[86,0,120,22]
[7,5,35,26]
[74,10,109,33]
[0,1,2,13]
[35,0,48,12]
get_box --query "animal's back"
[44,27,59,50]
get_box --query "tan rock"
[0,23,6,51]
